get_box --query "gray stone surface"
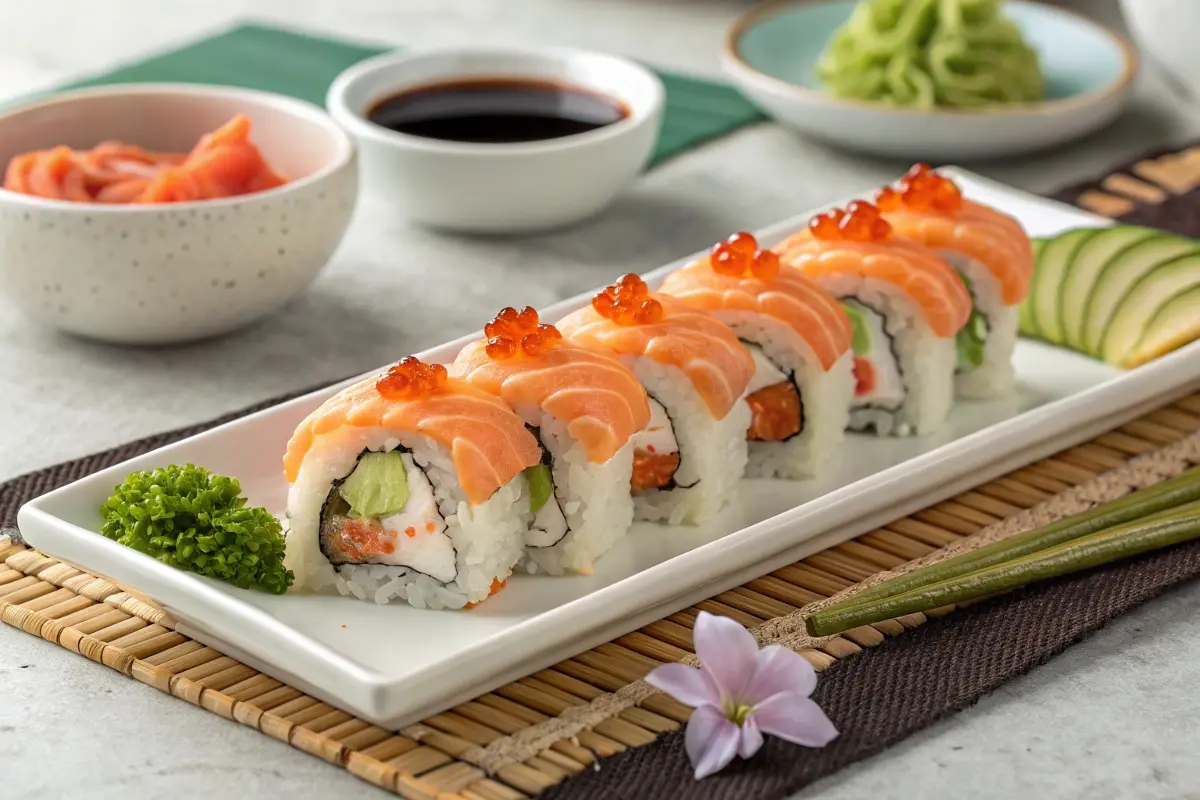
[2,1,1198,798]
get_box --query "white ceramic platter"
[18,169,1200,728]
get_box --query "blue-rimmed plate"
[722,0,1137,160]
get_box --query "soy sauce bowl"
[327,45,665,234]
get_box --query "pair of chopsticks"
[806,468,1200,637]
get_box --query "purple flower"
[645,611,838,779]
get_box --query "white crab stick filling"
[743,342,789,396]
[632,396,679,457]
[527,488,569,547]
[846,301,905,410]
[374,454,456,583]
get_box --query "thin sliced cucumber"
[1082,234,1198,356]
[1124,284,1200,367]
[1030,228,1096,344]
[1058,225,1159,351]
[1102,255,1200,364]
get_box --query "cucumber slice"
[339,451,409,518]
[1030,228,1097,344]
[841,302,872,355]
[1058,226,1159,350]
[1018,238,1044,338]
[1124,285,1200,367]
[526,464,553,513]
[1101,254,1200,364]
[1082,234,1199,356]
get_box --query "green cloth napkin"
[62,22,764,167]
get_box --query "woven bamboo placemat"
[3,392,1200,800]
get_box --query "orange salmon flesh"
[745,380,802,441]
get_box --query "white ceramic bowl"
[722,0,1138,161]
[0,83,357,345]
[326,45,664,234]
[1119,0,1200,90]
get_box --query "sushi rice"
[723,311,855,479]
[520,412,637,576]
[941,250,1019,399]
[820,275,956,437]
[631,357,751,525]
[286,427,528,609]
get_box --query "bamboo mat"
[3,392,1200,799]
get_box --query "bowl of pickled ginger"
[0,83,357,345]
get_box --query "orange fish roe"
[876,163,963,215]
[631,450,681,493]
[336,518,396,562]
[376,356,448,400]
[466,577,509,609]
[745,381,802,441]
[592,274,663,326]
[808,200,893,243]
[484,306,563,359]
[709,232,781,281]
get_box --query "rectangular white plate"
[18,169,1200,728]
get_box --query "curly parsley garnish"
[99,464,293,594]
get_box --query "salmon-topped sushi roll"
[876,164,1033,398]
[452,307,650,575]
[776,201,972,437]
[659,232,855,478]
[557,274,754,525]
[283,356,542,609]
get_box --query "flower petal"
[753,693,839,748]
[737,715,764,759]
[685,704,742,780]
[645,663,721,709]
[693,611,759,700]
[746,645,817,704]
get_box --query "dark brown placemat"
[1051,140,1200,235]
[540,541,1200,800]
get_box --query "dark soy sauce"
[366,78,630,144]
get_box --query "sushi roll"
[282,356,543,609]
[776,201,972,437]
[659,232,855,478]
[557,274,754,525]
[875,164,1033,398]
[451,307,650,575]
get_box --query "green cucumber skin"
[1128,284,1200,366]
[1031,229,1097,344]
[807,501,1200,636]
[1017,239,1044,338]
[837,468,1200,609]
[1100,254,1200,364]
[1081,235,1199,356]
[1058,226,1159,351]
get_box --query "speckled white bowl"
[0,83,358,345]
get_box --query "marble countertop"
[3,1,1199,798]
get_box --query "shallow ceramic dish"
[722,0,1137,160]
[326,45,664,234]
[18,170,1200,728]
[0,83,358,345]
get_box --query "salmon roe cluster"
[709,232,781,281]
[876,163,962,214]
[808,200,893,243]
[484,306,563,359]
[593,274,663,326]
[376,356,448,399]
